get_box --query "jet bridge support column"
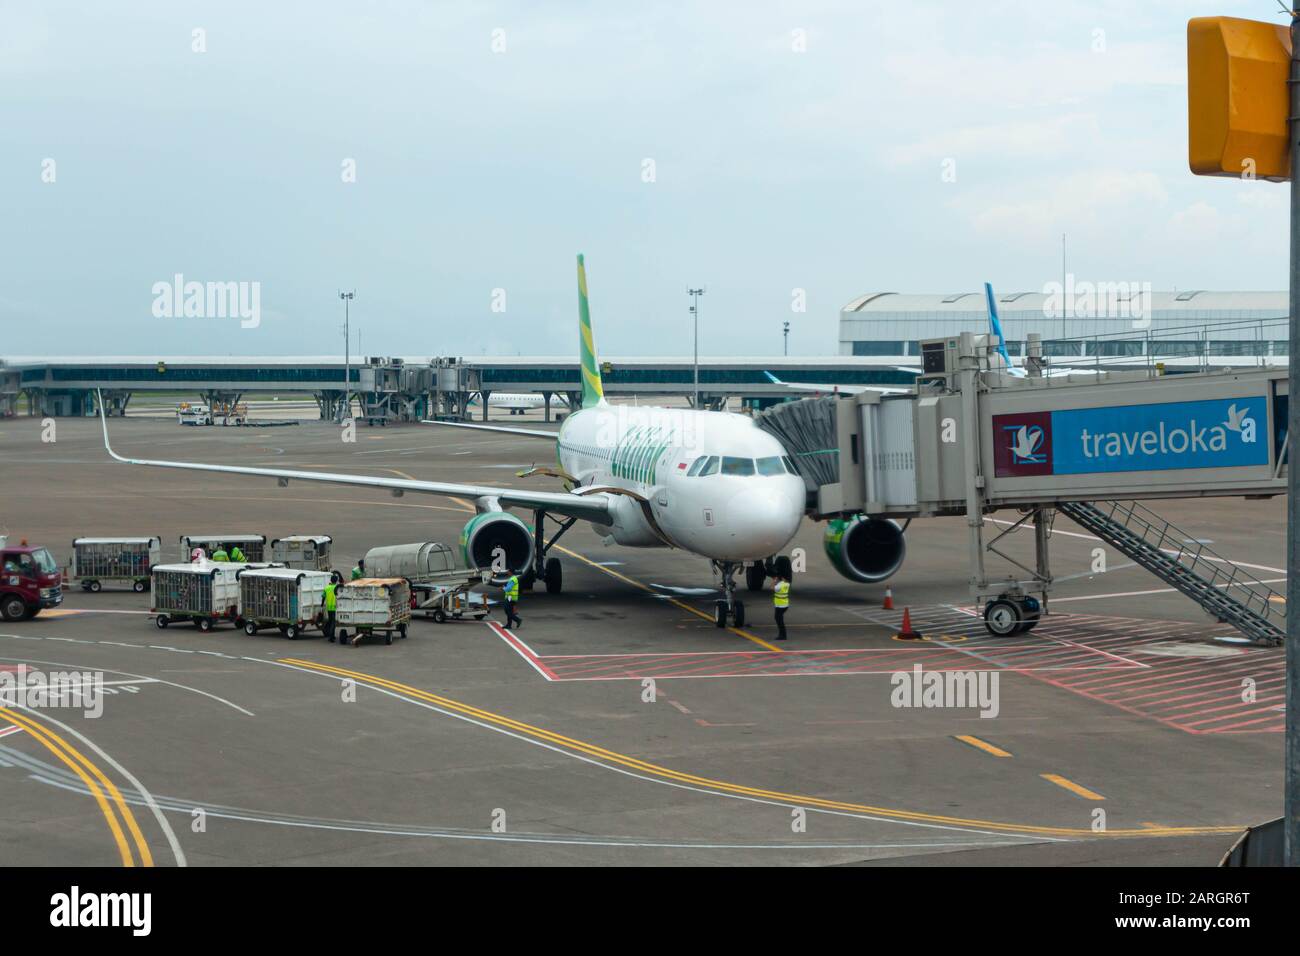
[959,332,988,593]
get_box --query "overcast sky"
[1,0,1289,359]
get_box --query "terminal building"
[0,354,917,420]
[1,289,1288,419]
[839,290,1287,360]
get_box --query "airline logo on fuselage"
[993,397,1269,477]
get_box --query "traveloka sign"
[992,396,1269,477]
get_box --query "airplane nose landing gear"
[712,560,745,628]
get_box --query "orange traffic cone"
[882,587,894,610]
[895,607,923,641]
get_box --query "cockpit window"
[698,455,720,476]
[782,455,797,475]
[686,456,707,477]
[720,456,755,476]
[755,456,786,476]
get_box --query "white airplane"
[100,256,909,627]
[762,370,916,396]
[469,392,570,415]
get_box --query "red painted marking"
[485,621,559,681]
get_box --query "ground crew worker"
[501,571,522,629]
[773,572,790,641]
[351,558,365,580]
[229,544,247,563]
[323,573,339,642]
[211,544,230,562]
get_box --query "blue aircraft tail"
[983,282,1015,370]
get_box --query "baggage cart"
[269,535,333,571]
[336,578,411,646]
[413,581,491,624]
[237,567,331,639]
[69,536,161,593]
[179,534,266,562]
[150,562,247,632]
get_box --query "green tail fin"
[576,254,606,408]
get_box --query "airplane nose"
[725,488,803,558]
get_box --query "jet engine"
[460,511,534,573]
[823,515,906,583]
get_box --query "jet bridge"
[761,331,1288,642]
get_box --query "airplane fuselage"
[556,404,805,562]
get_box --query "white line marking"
[12,705,187,867]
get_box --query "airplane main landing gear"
[712,560,744,628]
[526,510,575,596]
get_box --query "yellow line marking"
[13,709,153,866]
[0,707,137,866]
[1041,773,1106,801]
[278,659,1240,839]
[553,545,783,653]
[954,735,1012,758]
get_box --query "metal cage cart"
[237,567,331,639]
[69,537,161,593]
[269,535,333,571]
[150,562,246,632]
[179,534,267,562]
[336,577,411,646]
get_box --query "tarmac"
[0,409,1286,866]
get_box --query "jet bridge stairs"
[1057,500,1285,646]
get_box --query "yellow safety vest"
[773,580,790,608]
[230,547,246,563]
[504,575,519,601]
[212,549,229,562]
[324,584,337,611]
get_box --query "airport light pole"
[688,288,705,408]
[339,291,355,422]
[783,321,790,356]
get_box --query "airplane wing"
[98,396,612,523]
[763,371,912,395]
[421,419,559,439]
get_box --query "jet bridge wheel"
[984,596,1041,636]
[983,599,1023,637]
